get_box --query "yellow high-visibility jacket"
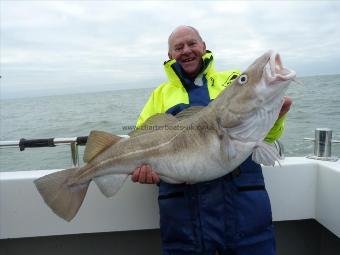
[136,51,285,143]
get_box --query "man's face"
[168,28,206,78]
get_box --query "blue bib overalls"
[158,64,276,254]
[158,157,275,255]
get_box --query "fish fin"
[175,106,204,121]
[93,174,128,198]
[84,130,122,163]
[252,142,280,166]
[34,168,89,221]
[219,133,237,162]
[129,113,178,137]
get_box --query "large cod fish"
[35,50,296,221]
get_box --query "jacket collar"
[164,50,215,87]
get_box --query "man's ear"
[202,41,206,52]
[168,51,172,59]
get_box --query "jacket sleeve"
[265,114,286,143]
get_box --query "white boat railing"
[1,157,339,239]
[0,128,339,240]
[1,127,339,169]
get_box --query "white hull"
[1,157,340,239]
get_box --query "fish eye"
[238,74,248,85]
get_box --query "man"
[132,26,292,255]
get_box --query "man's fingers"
[279,96,292,117]
[146,169,153,183]
[139,165,147,183]
[131,167,141,182]
[131,164,160,184]
[144,165,155,184]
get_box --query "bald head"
[168,25,203,51]
[167,25,206,78]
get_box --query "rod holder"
[0,135,129,168]
[304,128,340,161]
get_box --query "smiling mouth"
[183,57,195,63]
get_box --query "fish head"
[216,50,296,141]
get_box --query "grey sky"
[1,1,339,98]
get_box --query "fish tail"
[34,168,89,221]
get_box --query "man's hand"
[131,164,160,184]
[279,96,292,118]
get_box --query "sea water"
[1,74,339,171]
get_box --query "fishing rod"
[0,135,129,167]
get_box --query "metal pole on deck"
[0,137,87,167]
[0,135,129,168]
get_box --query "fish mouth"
[260,51,295,124]
[267,51,296,82]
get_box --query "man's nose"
[181,44,191,54]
